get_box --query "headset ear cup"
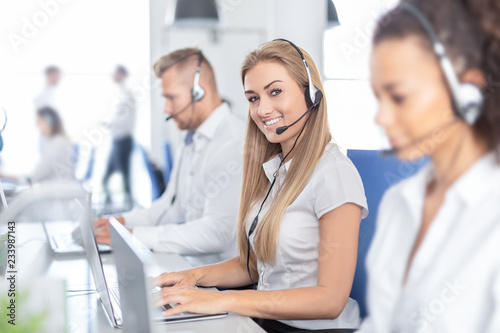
[304,86,323,108]
[456,83,484,125]
[304,85,313,107]
[313,89,323,107]
[192,85,206,102]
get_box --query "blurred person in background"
[34,66,62,153]
[0,107,75,184]
[102,65,136,209]
[359,0,500,331]
[34,66,61,110]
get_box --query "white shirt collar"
[262,153,292,183]
[451,151,500,206]
[192,102,230,143]
[401,150,500,224]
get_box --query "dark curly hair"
[373,0,500,158]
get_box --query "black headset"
[400,2,484,125]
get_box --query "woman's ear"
[460,67,486,89]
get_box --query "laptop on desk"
[40,190,112,256]
[43,219,112,256]
[0,180,9,211]
[79,208,226,329]
[108,217,227,331]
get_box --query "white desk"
[16,223,265,333]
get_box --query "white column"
[268,0,327,78]
[149,0,171,163]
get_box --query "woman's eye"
[392,94,406,105]
[248,96,258,103]
[271,89,282,96]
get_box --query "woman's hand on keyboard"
[155,286,229,317]
[155,270,198,289]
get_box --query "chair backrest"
[346,149,428,318]
[138,145,165,201]
[74,144,95,182]
[163,141,173,187]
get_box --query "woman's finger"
[156,273,177,287]
[156,290,185,308]
[95,236,111,245]
[162,304,189,317]
[94,227,108,237]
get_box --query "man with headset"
[94,48,244,265]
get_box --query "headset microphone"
[275,126,287,135]
[381,146,405,157]
[276,104,314,135]
[165,100,194,121]
[381,119,459,157]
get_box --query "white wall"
[0,0,397,177]
[323,0,398,150]
[149,0,331,163]
[268,0,327,77]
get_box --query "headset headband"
[273,38,321,107]
[400,2,484,125]
[191,50,205,102]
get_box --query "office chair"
[347,149,428,319]
[163,141,173,187]
[294,150,427,333]
[138,145,166,201]
[73,144,95,182]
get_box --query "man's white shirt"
[108,83,136,139]
[123,103,244,265]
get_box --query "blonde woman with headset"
[155,40,368,332]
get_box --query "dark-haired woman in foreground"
[359,0,500,331]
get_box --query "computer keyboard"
[110,287,121,303]
[51,234,83,252]
[111,287,171,311]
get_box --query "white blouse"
[31,134,75,183]
[358,151,500,333]
[246,143,368,330]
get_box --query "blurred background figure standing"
[102,65,136,210]
[34,66,62,154]
[34,66,61,110]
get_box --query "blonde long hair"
[237,40,332,271]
